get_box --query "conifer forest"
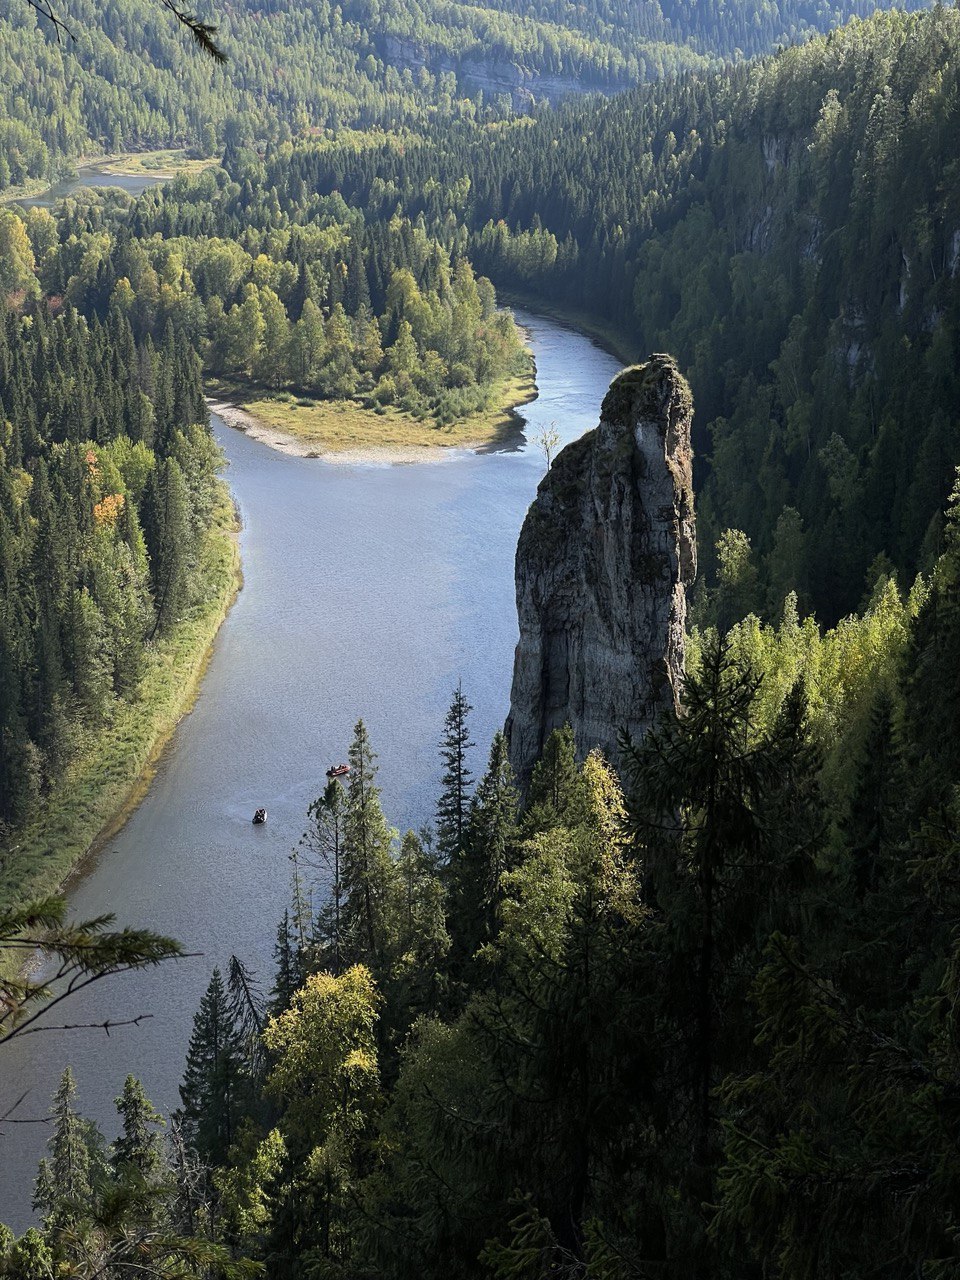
[4,0,960,1276]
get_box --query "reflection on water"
[0,311,623,1228]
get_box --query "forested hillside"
[0,136,526,854]
[12,512,960,1276]
[469,0,933,59]
[0,0,929,193]
[7,3,960,1276]
[298,5,958,621]
[0,283,225,834]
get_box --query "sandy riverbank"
[207,399,326,457]
[207,386,536,466]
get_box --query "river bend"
[0,311,623,1227]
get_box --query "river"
[0,310,623,1229]
[11,163,167,209]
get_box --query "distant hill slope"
[278,4,958,622]
[0,0,930,192]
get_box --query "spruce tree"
[228,954,265,1080]
[178,968,247,1166]
[112,1074,165,1181]
[342,719,398,971]
[436,682,475,864]
[270,910,301,1015]
[525,723,588,832]
[448,729,518,983]
[143,456,193,636]
[622,639,822,1267]
[34,1067,94,1230]
[303,778,348,975]
[841,686,904,898]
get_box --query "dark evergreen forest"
[0,299,221,830]
[13,567,960,1277]
[290,5,960,621]
[3,3,960,1278]
[0,0,929,192]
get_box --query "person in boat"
[253,808,267,824]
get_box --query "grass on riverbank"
[0,174,51,205]
[209,367,538,455]
[94,149,217,178]
[0,483,240,922]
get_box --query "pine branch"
[160,0,228,63]
[24,0,227,60]
[24,0,74,43]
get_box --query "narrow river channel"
[0,310,624,1228]
[10,163,168,209]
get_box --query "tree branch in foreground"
[25,0,227,62]
[0,895,185,1047]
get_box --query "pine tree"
[178,968,248,1166]
[342,719,398,971]
[112,1074,165,1181]
[303,778,348,975]
[34,1067,94,1230]
[436,682,475,864]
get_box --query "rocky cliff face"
[380,35,612,109]
[505,354,696,784]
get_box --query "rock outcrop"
[380,35,613,109]
[505,354,696,785]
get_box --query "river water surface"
[0,311,623,1228]
[12,164,167,208]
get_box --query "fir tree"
[436,682,475,864]
[178,968,248,1166]
[112,1074,165,1181]
[34,1067,94,1231]
[448,729,518,984]
[342,719,398,971]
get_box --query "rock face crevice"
[505,353,696,785]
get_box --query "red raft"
[326,763,350,779]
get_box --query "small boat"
[252,808,267,824]
[326,763,350,779]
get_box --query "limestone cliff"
[505,354,696,784]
